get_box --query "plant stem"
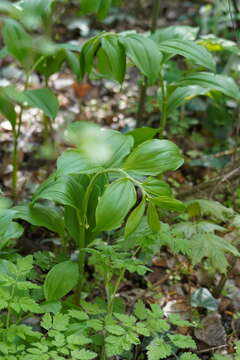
[159,73,167,138]
[107,269,125,316]
[150,0,161,33]
[136,0,161,127]
[73,213,86,305]
[136,76,148,128]
[213,255,238,298]
[11,70,32,199]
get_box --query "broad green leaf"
[80,34,102,79]
[44,260,79,301]
[57,150,102,176]
[166,85,208,113]
[191,288,218,311]
[158,39,215,71]
[85,174,108,243]
[127,127,158,147]
[22,0,53,29]
[0,222,23,250]
[98,35,126,83]
[35,50,66,79]
[22,89,59,119]
[3,19,34,68]
[64,206,80,244]
[152,25,199,42]
[178,72,240,101]
[95,178,136,231]
[125,199,145,237]
[123,139,184,176]
[97,0,112,19]
[14,203,65,238]
[80,0,101,14]
[0,94,16,128]
[190,233,239,273]
[120,34,162,83]
[147,202,160,233]
[32,174,85,212]
[143,178,172,197]
[151,196,186,212]
[66,121,133,168]
[0,1,21,17]
[65,51,81,78]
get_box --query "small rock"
[194,313,227,346]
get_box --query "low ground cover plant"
[0,0,240,359]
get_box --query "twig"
[179,165,240,199]
[196,344,228,354]
[210,166,240,198]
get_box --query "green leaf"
[98,35,126,83]
[191,288,218,311]
[147,202,160,233]
[3,19,34,68]
[66,122,133,168]
[120,34,162,83]
[32,174,85,212]
[186,199,234,221]
[22,89,59,119]
[190,233,239,273]
[147,337,172,360]
[179,353,201,360]
[71,349,97,360]
[80,0,101,14]
[166,85,208,113]
[152,25,199,42]
[158,39,215,71]
[134,300,147,320]
[168,334,196,349]
[97,0,112,19]
[105,325,125,335]
[65,50,81,78]
[41,312,52,330]
[125,199,145,237]
[151,196,186,212]
[178,72,240,101]
[127,127,158,147]
[123,139,183,176]
[80,34,102,78]
[57,150,102,176]
[14,203,65,238]
[0,94,16,128]
[95,178,136,231]
[44,260,79,301]
[143,178,172,197]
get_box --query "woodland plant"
[1,1,240,359]
[1,0,240,197]
[1,121,240,359]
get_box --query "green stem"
[159,73,167,138]
[74,221,86,305]
[107,269,125,316]
[136,0,161,127]
[11,60,41,199]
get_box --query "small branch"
[196,344,228,354]
[179,165,240,199]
